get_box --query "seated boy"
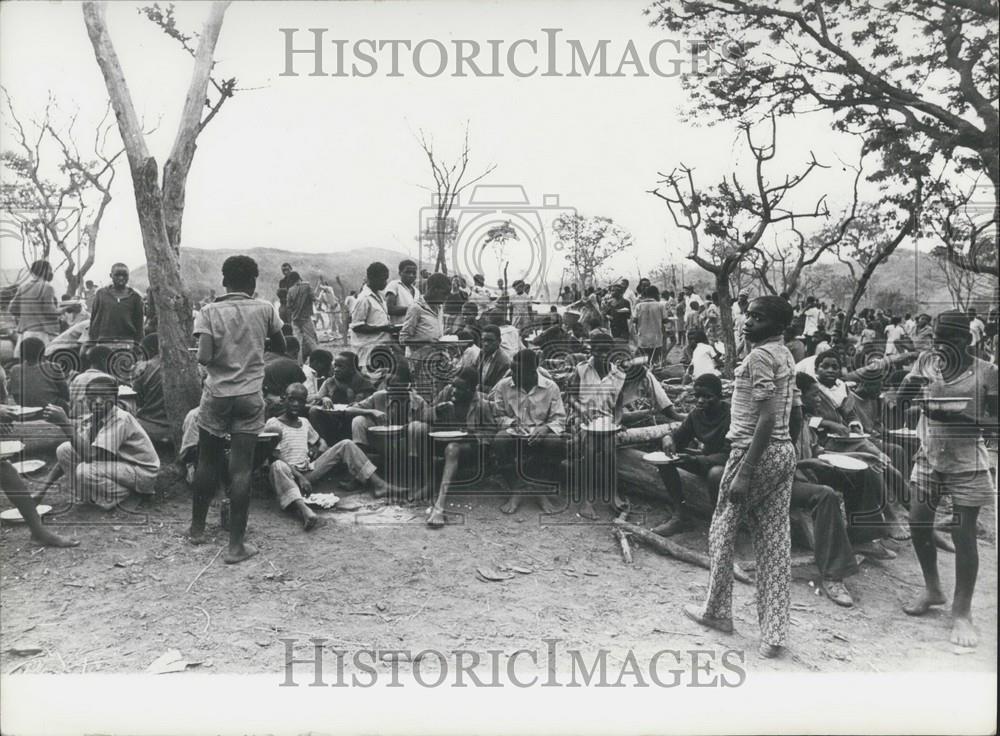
[426,367,497,527]
[44,375,160,510]
[653,373,730,536]
[302,348,333,400]
[308,351,376,445]
[266,383,397,528]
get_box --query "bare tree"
[833,189,925,340]
[82,0,233,441]
[649,118,829,373]
[551,213,633,290]
[924,179,999,277]
[1,89,123,296]
[416,124,496,275]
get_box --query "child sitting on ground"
[265,383,398,530]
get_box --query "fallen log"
[613,519,752,584]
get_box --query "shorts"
[910,456,996,508]
[197,389,265,437]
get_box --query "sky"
[0,0,865,293]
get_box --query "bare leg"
[903,485,947,615]
[189,429,224,544]
[0,462,78,547]
[949,504,980,647]
[429,443,462,527]
[223,433,258,564]
[289,498,321,531]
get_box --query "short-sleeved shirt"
[691,343,721,379]
[286,282,315,322]
[572,359,627,421]
[727,336,796,449]
[619,371,674,416]
[265,415,319,471]
[88,406,160,473]
[349,286,391,363]
[384,279,420,326]
[633,300,668,348]
[400,298,444,346]
[193,292,282,397]
[913,356,998,475]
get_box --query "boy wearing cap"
[44,376,160,510]
[903,311,998,648]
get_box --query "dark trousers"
[492,431,566,489]
[308,407,352,446]
[790,479,859,580]
[656,454,727,512]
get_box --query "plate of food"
[818,454,868,471]
[320,404,351,412]
[583,417,620,434]
[438,334,459,342]
[369,425,406,434]
[10,459,46,475]
[304,493,340,509]
[117,385,137,398]
[505,426,531,437]
[642,451,681,465]
[9,406,43,420]
[429,430,469,440]
[257,431,280,441]
[0,504,52,524]
[918,396,970,412]
[889,427,918,438]
[0,440,25,459]
[847,432,870,439]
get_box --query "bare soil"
[1,466,995,677]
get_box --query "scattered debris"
[146,649,203,675]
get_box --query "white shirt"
[499,324,523,359]
[349,285,391,368]
[691,342,720,378]
[384,279,420,325]
[796,355,817,377]
[803,307,821,336]
[884,324,905,355]
[970,317,985,346]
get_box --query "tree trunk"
[132,159,203,442]
[83,0,217,444]
[715,271,737,377]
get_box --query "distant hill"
[130,246,409,300]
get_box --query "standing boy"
[189,256,285,564]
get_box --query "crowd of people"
[1,254,997,658]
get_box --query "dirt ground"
[1,463,996,678]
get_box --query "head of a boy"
[221,255,259,295]
[692,373,723,412]
[815,350,842,388]
[284,383,308,417]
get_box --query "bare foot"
[302,510,322,532]
[31,529,80,548]
[538,495,565,515]
[612,493,629,512]
[888,523,911,541]
[578,501,599,520]
[903,588,947,616]
[652,516,694,537]
[188,527,210,545]
[682,603,734,634]
[500,495,522,514]
[223,542,258,564]
[950,616,978,648]
[427,506,446,528]
[758,643,783,659]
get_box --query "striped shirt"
[726,336,796,449]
